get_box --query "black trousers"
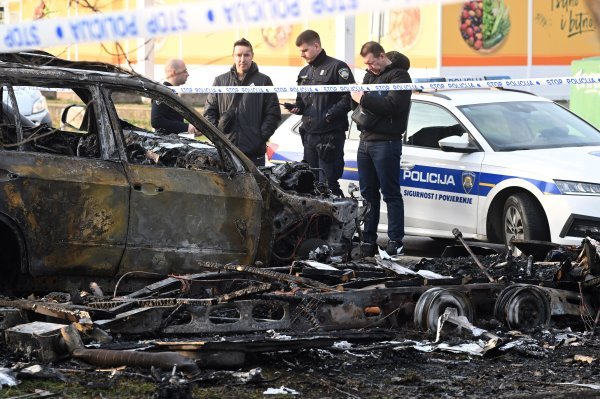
[246,153,266,167]
[301,131,345,197]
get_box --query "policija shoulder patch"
[338,68,350,80]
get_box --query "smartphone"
[280,102,295,111]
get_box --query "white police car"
[268,87,600,247]
[2,86,52,125]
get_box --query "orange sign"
[532,0,600,65]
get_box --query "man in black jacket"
[204,38,281,166]
[351,42,412,257]
[151,59,198,135]
[288,30,355,197]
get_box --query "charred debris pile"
[0,236,599,381]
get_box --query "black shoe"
[360,242,377,258]
[386,240,404,256]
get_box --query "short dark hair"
[295,30,320,47]
[386,51,410,70]
[360,41,386,58]
[233,38,253,54]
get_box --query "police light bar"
[484,75,511,80]
[413,77,447,83]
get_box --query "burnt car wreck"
[0,51,357,293]
[1,52,600,397]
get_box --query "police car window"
[406,102,465,148]
[0,85,103,159]
[460,101,600,151]
[110,90,225,173]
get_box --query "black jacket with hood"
[357,52,412,141]
[295,49,355,135]
[204,62,281,156]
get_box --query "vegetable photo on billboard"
[459,0,511,52]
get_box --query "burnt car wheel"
[0,223,21,294]
[503,193,549,249]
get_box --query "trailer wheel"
[494,284,551,329]
[414,287,474,335]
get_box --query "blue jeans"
[357,139,404,243]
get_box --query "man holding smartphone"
[287,30,355,197]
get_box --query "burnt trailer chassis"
[6,261,592,338]
[86,281,587,337]
[1,253,598,372]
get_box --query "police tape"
[171,75,600,94]
[0,0,462,53]
[9,75,600,95]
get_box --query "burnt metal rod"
[61,324,198,374]
[591,308,600,339]
[198,261,331,289]
[452,228,495,283]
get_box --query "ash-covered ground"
[1,242,599,399]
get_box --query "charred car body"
[0,51,357,291]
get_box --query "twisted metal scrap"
[198,262,331,290]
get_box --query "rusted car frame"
[0,51,357,291]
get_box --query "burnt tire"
[0,224,21,295]
[502,193,549,248]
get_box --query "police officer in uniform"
[287,30,355,197]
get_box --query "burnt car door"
[0,84,129,277]
[106,88,263,275]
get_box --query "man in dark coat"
[151,59,198,135]
[287,30,355,197]
[204,38,281,166]
[351,42,412,257]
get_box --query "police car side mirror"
[438,135,478,153]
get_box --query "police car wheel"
[502,193,549,249]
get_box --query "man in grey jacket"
[204,38,281,166]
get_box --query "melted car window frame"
[0,83,116,160]
[105,86,239,175]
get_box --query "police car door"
[402,101,484,238]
